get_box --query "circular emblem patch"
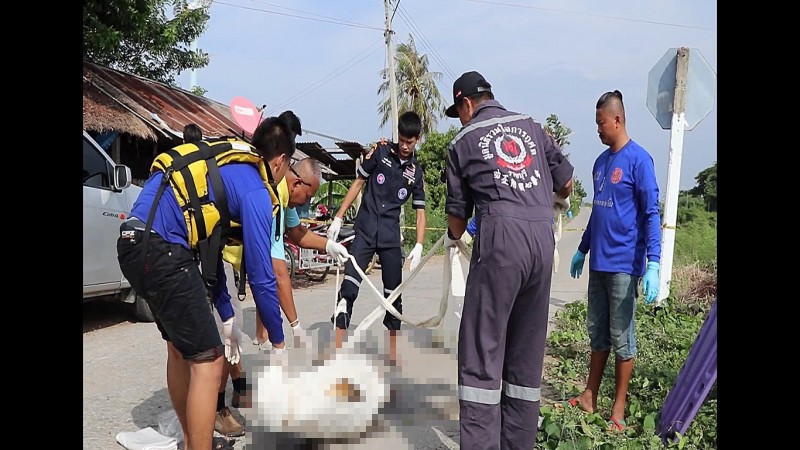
[376,173,385,184]
[611,167,623,184]
[398,188,408,200]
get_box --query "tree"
[83,0,211,84]
[414,126,459,211]
[543,113,584,214]
[378,34,446,136]
[544,114,573,156]
[689,161,717,211]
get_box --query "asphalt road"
[83,208,590,450]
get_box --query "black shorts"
[116,219,223,361]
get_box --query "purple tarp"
[657,298,717,443]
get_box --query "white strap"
[338,234,469,350]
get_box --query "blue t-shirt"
[131,163,284,345]
[578,139,661,276]
[270,205,301,260]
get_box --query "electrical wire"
[265,39,385,115]
[463,0,715,31]
[396,5,458,81]
[242,0,380,29]
[214,1,384,31]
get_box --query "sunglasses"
[289,165,314,187]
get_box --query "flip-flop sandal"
[607,417,626,432]
[213,436,236,450]
[555,398,588,411]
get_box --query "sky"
[176,0,717,195]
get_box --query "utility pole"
[657,48,689,306]
[384,0,399,142]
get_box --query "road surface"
[83,207,590,449]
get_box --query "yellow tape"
[301,219,584,232]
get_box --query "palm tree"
[377,34,446,136]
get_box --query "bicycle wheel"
[305,264,330,282]
[284,243,297,278]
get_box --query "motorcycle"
[283,219,356,282]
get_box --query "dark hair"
[183,123,203,143]
[250,116,296,161]
[596,90,624,109]
[466,91,494,105]
[398,111,423,138]
[278,110,302,137]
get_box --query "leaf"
[545,422,561,439]
[580,419,594,437]
[643,413,656,433]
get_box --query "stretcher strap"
[553,210,563,274]
[334,233,470,349]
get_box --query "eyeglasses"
[289,165,314,187]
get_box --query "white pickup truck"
[82,130,153,322]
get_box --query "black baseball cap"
[445,71,492,118]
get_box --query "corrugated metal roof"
[83,59,243,139]
[334,141,367,160]
[296,142,357,180]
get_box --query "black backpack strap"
[140,167,172,275]
[237,251,247,301]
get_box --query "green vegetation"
[537,162,717,449]
[83,0,210,85]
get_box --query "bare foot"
[568,392,596,413]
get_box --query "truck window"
[83,137,112,189]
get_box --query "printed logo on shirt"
[402,165,416,184]
[376,173,385,184]
[398,188,408,200]
[611,167,623,184]
[480,123,541,193]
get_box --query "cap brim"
[445,103,459,118]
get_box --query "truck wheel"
[134,293,155,323]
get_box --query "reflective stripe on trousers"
[458,382,541,404]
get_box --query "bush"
[401,202,450,255]
[538,262,717,449]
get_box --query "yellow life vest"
[145,137,279,288]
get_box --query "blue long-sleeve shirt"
[131,163,284,344]
[578,139,661,276]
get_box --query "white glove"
[407,243,423,271]
[325,239,350,264]
[443,230,458,248]
[326,217,343,241]
[291,321,309,348]
[222,317,243,365]
[553,192,570,212]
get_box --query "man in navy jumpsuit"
[443,71,574,450]
[327,111,427,339]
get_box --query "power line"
[242,0,379,29]
[265,39,385,115]
[214,1,384,31]
[464,0,715,31]
[396,5,458,81]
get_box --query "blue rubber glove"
[642,261,660,304]
[569,250,586,278]
[466,217,478,237]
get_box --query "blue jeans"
[586,271,638,360]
